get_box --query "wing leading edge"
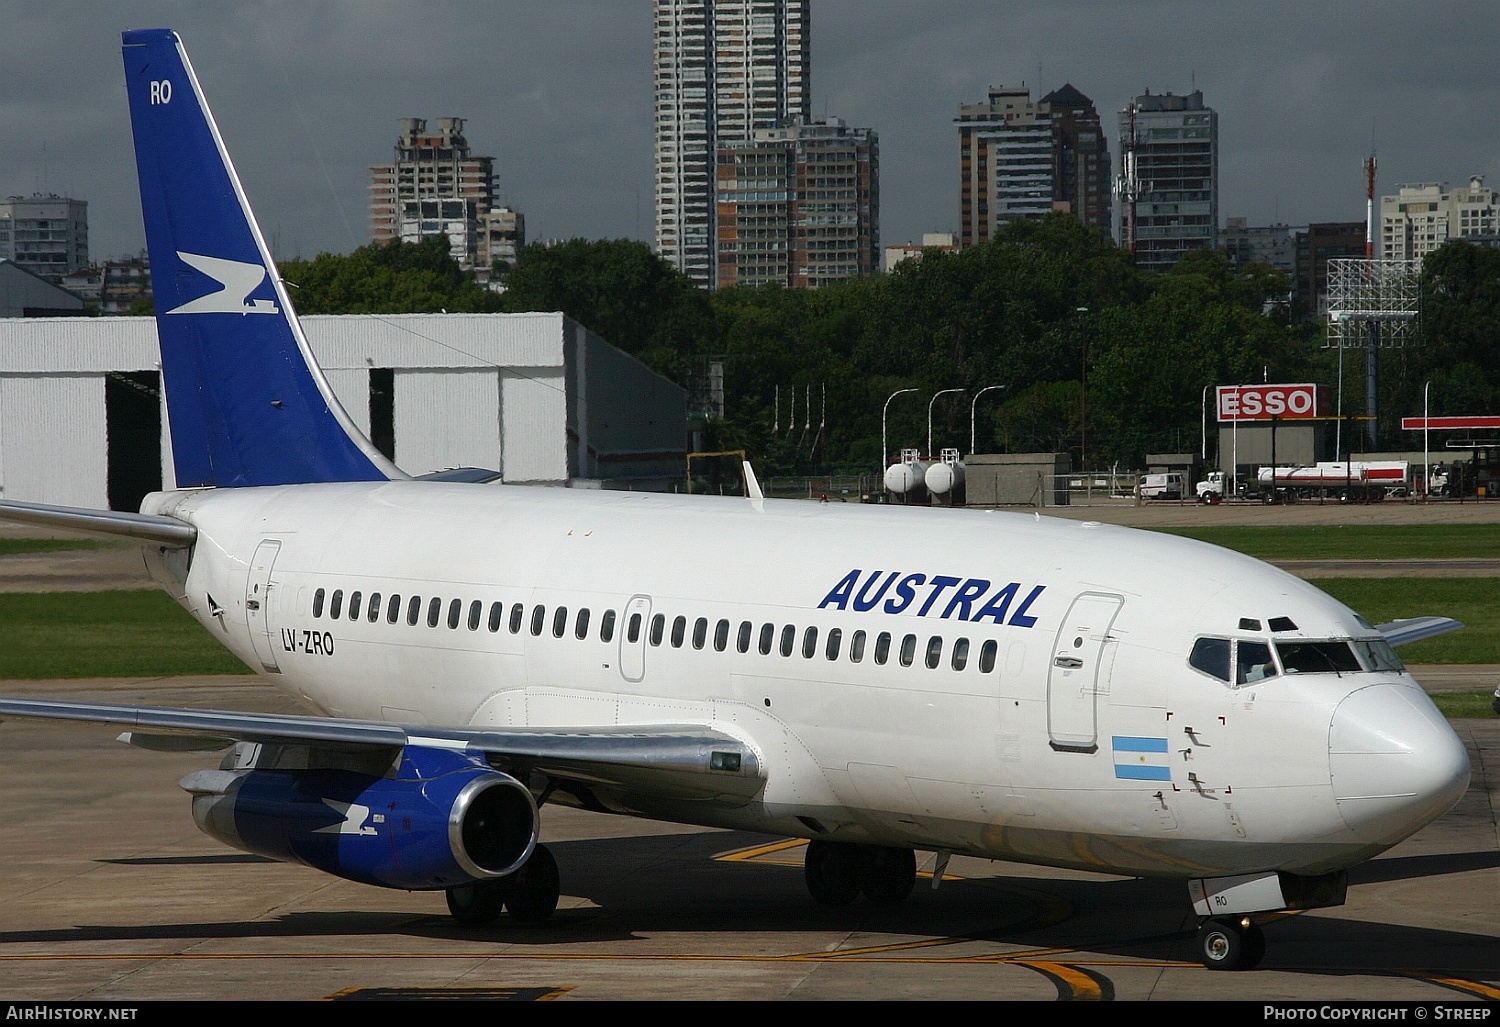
[0,698,764,805]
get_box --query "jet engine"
[181,745,538,891]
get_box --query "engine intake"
[182,745,537,890]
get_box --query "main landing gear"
[804,840,917,906]
[1196,915,1266,971]
[446,843,560,926]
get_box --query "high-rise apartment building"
[715,120,878,289]
[369,117,524,272]
[1379,176,1499,260]
[1115,90,1218,273]
[956,84,1110,248]
[0,194,88,284]
[654,0,810,287]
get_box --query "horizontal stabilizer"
[0,499,195,547]
[1377,616,1465,647]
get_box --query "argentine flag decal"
[1112,736,1171,781]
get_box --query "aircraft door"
[245,539,283,674]
[619,594,652,683]
[1046,591,1123,753]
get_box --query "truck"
[1135,472,1184,500]
[1256,461,1409,501]
[1194,471,1244,503]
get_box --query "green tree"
[500,239,712,376]
[279,237,501,315]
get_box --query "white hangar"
[0,312,687,511]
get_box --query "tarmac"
[0,502,1496,1002]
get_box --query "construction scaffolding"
[1324,257,1420,451]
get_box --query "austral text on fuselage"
[817,571,1046,627]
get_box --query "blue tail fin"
[122,29,402,488]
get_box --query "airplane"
[0,28,1473,973]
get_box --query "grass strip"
[1304,577,1500,665]
[1429,690,1498,719]
[0,590,251,679]
[1151,524,1500,561]
[0,539,103,556]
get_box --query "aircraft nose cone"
[1329,683,1470,845]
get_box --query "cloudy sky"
[4,1,1497,262]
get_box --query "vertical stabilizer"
[122,29,403,487]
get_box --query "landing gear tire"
[446,879,508,926]
[504,843,560,925]
[804,840,861,906]
[1197,916,1265,971]
[859,845,916,904]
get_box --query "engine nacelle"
[181,745,538,891]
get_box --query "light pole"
[882,388,918,474]
[1201,384,1211,463]
[928,388,964,457]
[1076,307,1090,471]
[970,385,1004,456]
[1423,380,1431,501]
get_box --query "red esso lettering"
[1288,390,1313,415]
[1264,391,1286,416]
[1221,393,1239,418]
[1240,391,1262,416]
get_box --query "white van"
[1136,472,1184,500]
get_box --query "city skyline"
[4,1,1498,265]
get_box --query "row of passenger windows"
[309,587,1002,673]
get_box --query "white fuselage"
[142,482,1470,881]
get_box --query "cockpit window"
[1236,640,1277,685]
[1189,637,1231,682]
[1351,638,1405,673]
[1276,640,1362,674]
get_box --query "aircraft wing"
[0,698,764,805]
[1377,616,1465,647]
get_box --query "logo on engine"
[315,799,378,836]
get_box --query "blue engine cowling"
[182,745,538,890]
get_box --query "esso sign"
[1217,384,1321,422]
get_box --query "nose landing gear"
[1197,915,1266,971]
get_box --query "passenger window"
[692,617,708,650]
[1189,637,1231,682]
[978,640,998,673]
[468,600,482,631]
[313,589,325,618]
[600,609,616,643]
[367,593,382,623]
[951,637,970,671]
[849,630,866,663]
[330,590,344,619]
[407,595,421,626]
[627,612,642,643]
[1236,640,1277,685]
[779,624,795,657]
[899,634,917,668]
[348,591,362,620]
[509,603,524,634]
[650,613,665,646]
[874,632,891,665]
[802,626,818,659]
[488,602,503,632]
[427,597,442,628]
[825,627,842,660]
[758,623,774,655]
[530,605,546,636]
[553,606,568,638]
[386,593,401,624]
[925,635,943,669]
[737,621,752,653]
[671,615,686,648]
[448,598,462,630]
[714,619,730,652]
[575,608,590,640]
